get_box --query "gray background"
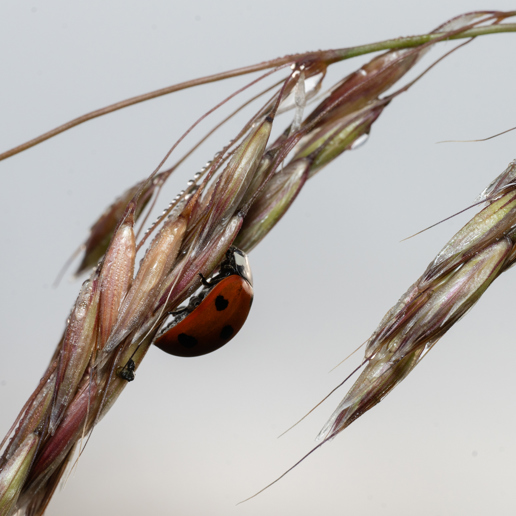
[1,1,515,515]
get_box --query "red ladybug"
[153,247,253,357]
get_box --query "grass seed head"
[320,169,516,442]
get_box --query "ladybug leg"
[170,306,189,317]
[199,272,211,287]
[199,272,227,288]
[117,358,136,382]
[200,272,219,287]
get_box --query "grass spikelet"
[0,434,38,516]
[49,275,100,433]
[72,180,153,279]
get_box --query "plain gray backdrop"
[1,1,516,515]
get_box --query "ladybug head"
[217,247,253,287]
[231,247,253,286]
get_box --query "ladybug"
[153,246,253,357]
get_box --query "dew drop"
[350,133,369,150]
[278,72,323,114]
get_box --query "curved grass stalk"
[0,12,514,162]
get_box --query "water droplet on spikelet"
[350,133,369,151]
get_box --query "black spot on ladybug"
[220,325,234,341]
[178,333,198,348]
[215,295,229,311]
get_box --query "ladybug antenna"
[277,358,367,439]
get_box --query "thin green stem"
[326,22,516,62]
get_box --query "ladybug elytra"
[153,246,253,357]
